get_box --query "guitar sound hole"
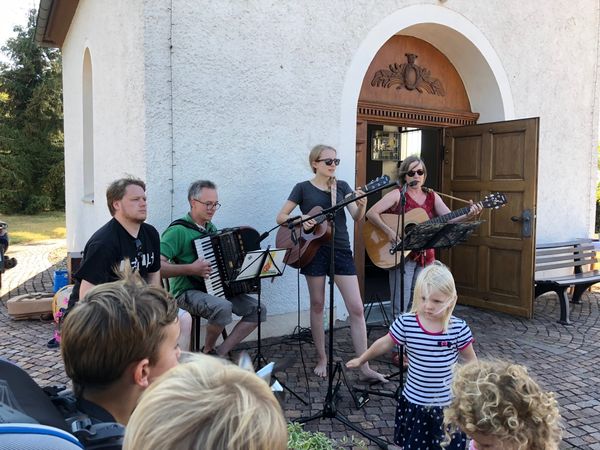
[404,223,416,235]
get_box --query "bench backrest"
[535,239,597,273]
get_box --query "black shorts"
[300,246,357,277]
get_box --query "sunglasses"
[316,158,340,166]
[406,169,425,177]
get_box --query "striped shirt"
[389,313,474,407]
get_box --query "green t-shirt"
[160,213,218,298]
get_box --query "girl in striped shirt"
[347,261,477,449]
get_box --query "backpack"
[0,423,83,450]
[0,358,124,450]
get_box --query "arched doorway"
[355,33,478,302]
[351,26,538,319]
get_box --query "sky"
[0,0,39,63]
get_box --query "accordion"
[193,226,260,299]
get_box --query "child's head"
[444,360,562,450]
[61,272,180,397]
[410,261,457,330]
[123,353,288,450]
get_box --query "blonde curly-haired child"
[444,360,562,450]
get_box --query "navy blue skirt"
[394,395,466,449]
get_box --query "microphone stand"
[296,181,395,450]
[353,181,416,406]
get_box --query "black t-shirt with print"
[69,218,160,306]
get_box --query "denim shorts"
[301,246,357,277]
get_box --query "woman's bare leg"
[335,274,387,383]
[306,275,328,377]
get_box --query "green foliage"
[287,423,367,449]
[0,9,64,214]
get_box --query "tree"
[0,9,64,214]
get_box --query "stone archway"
[337,4,515,182]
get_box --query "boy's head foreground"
[444,360,562,450]
[61,272,180,404]
[123,353,288,450]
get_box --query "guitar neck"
[426,204,477,225]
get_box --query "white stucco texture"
[60,0,600,326]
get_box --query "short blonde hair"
[443,360,562,450]
[123,353,288,450]
[308,144,336,174]
[409,261,457,331]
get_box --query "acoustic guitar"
[276,176,391,269]
[363,192,507,269]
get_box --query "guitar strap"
[330,179,337,208]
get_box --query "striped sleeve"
[454,317,474,350]
[389,314,406,345]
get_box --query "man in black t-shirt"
[69,178,160,302]
[67,177,191,350]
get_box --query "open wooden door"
[439,118,539,318]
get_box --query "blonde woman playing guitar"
[366,156,481,317]
[276,144,387,382]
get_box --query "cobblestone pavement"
[1,241,599,449]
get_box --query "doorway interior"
[363,122,443,303]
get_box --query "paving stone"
[0,240,598,449]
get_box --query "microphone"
[401,180,419,194]
[258,231,270,243]
[286,215,301,225]
[286,215,302,229]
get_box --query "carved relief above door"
[358,35,479,126]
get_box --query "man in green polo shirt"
[160,180,266,356]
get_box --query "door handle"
[511,210,532,237]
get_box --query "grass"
[0,211,66,244]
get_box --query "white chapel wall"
[62,0,599,332]
[62,0,147,251]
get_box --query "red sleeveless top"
[386,188,436,266]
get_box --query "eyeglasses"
[193,199,222,210]
[316,158,340,166]
[406,169,425,177]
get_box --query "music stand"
[352,220,482,406]
[234,245,286,367]
[233,246,308,405]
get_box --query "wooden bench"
[535,239,600,324]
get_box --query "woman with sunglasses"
[276,145,387,382]
[366,155,480,320]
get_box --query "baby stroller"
[0,221,17,289]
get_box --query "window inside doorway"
[363,123,443,303]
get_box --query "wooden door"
[440,118,539,318]
[355,119,368,299]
